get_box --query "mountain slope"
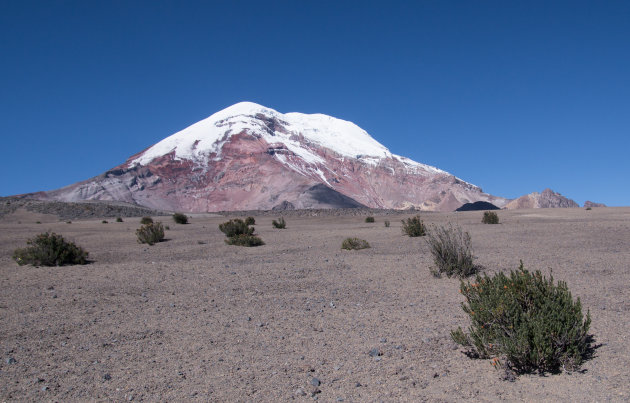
[504,188,579,209]
[27,102,507,212]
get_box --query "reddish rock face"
[26,102,508,212]
[504,188,579,209]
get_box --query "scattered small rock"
[368,348,382,357]
[295,388,307,396]
[103,373,112,381]
[310,377,321,387]
[380,338,387,343]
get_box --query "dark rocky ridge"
[455,201,500,212]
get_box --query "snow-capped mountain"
[26,102,507,212]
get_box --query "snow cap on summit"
[131,101,395,166]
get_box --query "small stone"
[380,338,387,343]
[103,373,112,381]
[41,386,49,392]
[355,382,362,387]
[6,357,17,364]
[310,377,321,387]
[368,348,382,357]
[374,357,382,362]
[127,394,134,401]
[333,365,341,371]
[336,398,344,402]
[295,388,306,396]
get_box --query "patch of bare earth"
[1,208,629,401]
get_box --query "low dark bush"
[219,219,254,237]
[136,222,165,245]
[219,219,263,247]
[341,237,371,250]
[245,216,256,225]
[102,220,108,224]
[140,216,153,225]
[451,262,592,376]
[173,213,188,224]
[384,220,390,228]
[13,232,88,266]
[365,216,375,223]
[402,216,426,237]
[272,217,286,229]
[225,234,265,247]
[427,224,478,278]
[116,217,123,222]
[482,211,500,224]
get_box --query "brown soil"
[1,207,629,401]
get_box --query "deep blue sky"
[1,1,629,206]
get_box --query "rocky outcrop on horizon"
[584,201,606,208]
[504,188,579,209]
[22,102,507,212]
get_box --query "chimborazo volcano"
[25,102,508,212]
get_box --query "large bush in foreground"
[136,222,165,245]
[219,219,264,247]
[13,232,88,266]
[427,224,478,278]
[451,262,592,375]
[402,216,426,237]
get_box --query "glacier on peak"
[130,101,445,177]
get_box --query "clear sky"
[1,1,629,206]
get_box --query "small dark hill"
[455,201,500,212]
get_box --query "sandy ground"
[1,207,629,402]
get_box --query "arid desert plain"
[1,206,629,401]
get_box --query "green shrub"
[172,212,188,224]
[36,221,41,224]
[401,216,426,237]
[225,234,265,247]
[585,207,592,211]
[482,211,499,224]
[219,219,263,247]
[384,220,390,228]
[365,216,375,223]
[136,222,165,245]
[102,220,108,224]
[272,217,286,229]
[451,262,592,375]
[13,232,88,266]
[245,216,256,225]
[341,237,371,250]
[116,217,123,222]
[219,219,254,237]
[140,216,153,225]
[66,221,72,224]
[426,224,478,278]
